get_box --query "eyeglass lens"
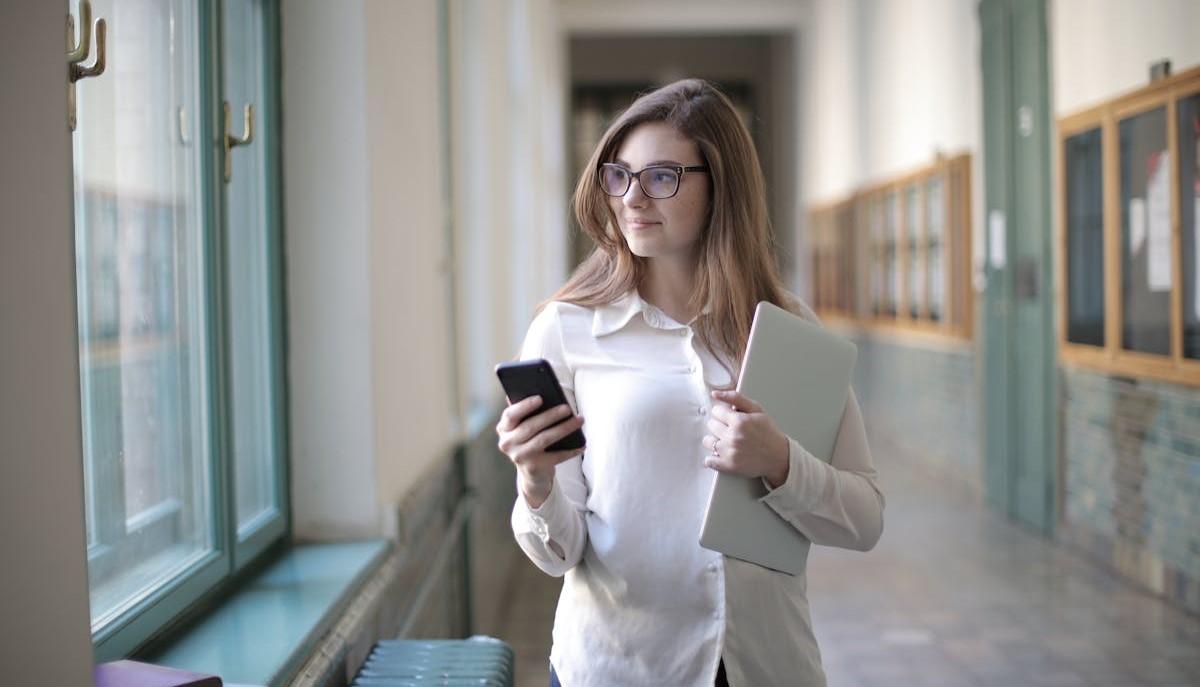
[600,165,681,199]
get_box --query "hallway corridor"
[497,435,1200,687]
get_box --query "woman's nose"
[622,176,649,207]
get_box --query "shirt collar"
[591,288,712,337]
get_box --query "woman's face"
[607,122,711,261]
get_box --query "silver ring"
[711,437,720,457]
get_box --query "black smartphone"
[495,358,586,451]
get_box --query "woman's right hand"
[496,395,585,508]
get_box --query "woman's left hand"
[703,389,791,488]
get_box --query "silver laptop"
[698,301,857,575]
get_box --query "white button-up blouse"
[510,287,885,687]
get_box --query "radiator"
[350,636,515,687]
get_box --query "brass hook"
[71,17,106,83]
[223,102,255,182]
[67,0,91,65]
[67,0,106,131]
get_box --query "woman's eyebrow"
[614,158,684,168]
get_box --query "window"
[884,191,900,317]
[1057,66,1200,386]
[1181,92,1200,360]
[1063,127,1105,346]
[70,0,286,659]
[809,199,860,319]
[927,174,946,321]
[810,153,973,340]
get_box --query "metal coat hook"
[67,0,107,131]
[223,102,255,182]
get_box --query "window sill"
[141,539,390,687]
[1059,343,1200,388]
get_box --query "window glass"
[837,203,855,314]
[870,196,885,316]
[926,175,945,322]
[73,0,214,630]
[223,0,281,537]
[906,185,923,318]
[1180,94,1200,359]
[1065,127,1105,347]
[885,192,900,316]
[1118,107,1170,355]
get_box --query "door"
[979,0,1057,533]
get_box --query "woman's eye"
[651,170,675,184]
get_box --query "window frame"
[1056,66,1200,387]
[224,0,290,573]
[79,0,290,661]
[811,153,973,342]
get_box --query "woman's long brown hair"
[540,78,801,384]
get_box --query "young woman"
[495,78,885,687]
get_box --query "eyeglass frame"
[597,162,709,200]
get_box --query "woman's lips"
[626,219,660,230]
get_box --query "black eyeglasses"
[598,162,709,199]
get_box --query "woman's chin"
[623,237,656,258]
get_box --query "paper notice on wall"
[1129,197,1146,254]
[1147,151,1172,292]
[988,210,1006,269]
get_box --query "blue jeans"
[550,660,728,686]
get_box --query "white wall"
[450,0,570,418]
[558,0,807,34]
[0,1,96,683]
[282,0,379,538]
[802,0,982,199]
[282,0,454,539]
[1051,0,1200,116]
[363,0,455,521]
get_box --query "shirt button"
[697,406,707,416]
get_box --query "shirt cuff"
[519,478,570,545]
[758,435,830,514]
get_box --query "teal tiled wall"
[1060,367,1200,615]
[839,329,1200,615]
[843,332,983,497]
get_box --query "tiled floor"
[495,436,1200,687]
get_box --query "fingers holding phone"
[495,360,587,506]
[497,397,584,465]
[496,397,584,507]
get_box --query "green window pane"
[837,204,855,313]
[878,198,888,317]
[906,185,922,318]
[1119,107,1170,355]
[885,192,900,316]
[1180,94,1200,359]
[72,0,214,630]
[926,176,945,322]
[1065,127,1105,347]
